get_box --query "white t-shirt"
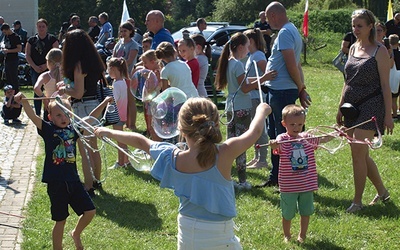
[160,60,199,98]
[112,79,128,122]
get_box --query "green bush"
[287,9,354,34]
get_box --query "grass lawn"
[20,63,400,249]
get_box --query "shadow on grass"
[301,239,346,250]
[94,189,163,231]
[314,193,400,219]
[385,139,400,152]
[318,174,340,189]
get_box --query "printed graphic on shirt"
[290,142,308,171]
[52,128,76,165]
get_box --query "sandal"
[369,190,390,205]
[346,203,363,213]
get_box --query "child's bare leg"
[282,218,291,242]
[71,209,96,250]
[392,97,398,117]
[53,220,66,250]
[298,215,310,243]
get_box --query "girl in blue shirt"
[94,98,271,249]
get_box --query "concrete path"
[0,103,39,250]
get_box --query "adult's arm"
[282,49,311,108]
[58,62,85,99]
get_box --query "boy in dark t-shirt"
[14,93,109,250]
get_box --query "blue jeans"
[267,89,298,183]
[30,68,42,116]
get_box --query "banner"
[388,0,393,22]
[121,0,130,25]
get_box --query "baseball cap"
[13,20,21,26]
[3,85,13,91]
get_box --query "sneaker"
[234,181,252,191]
[247,161,268,169]
[108,162,124,169]
[87,188,96,198]
[369,190,390,205]
[254,179,278,188]
[93,181,102,190]
[346,203,363,213]
[12,119,22,124]
[246,158,258,166]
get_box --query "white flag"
[121,0,130,25]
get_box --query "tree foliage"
[39,0,167,36]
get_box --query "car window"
[212,31,229,46]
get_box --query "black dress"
[343,45,385,133]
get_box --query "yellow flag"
[388,0,393,21]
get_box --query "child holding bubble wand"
[269,104,333,244]
[215,32,276,190]
[14,92,113,250]
[94,97,272,249]
[107,57,130,168]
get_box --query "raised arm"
[14,93,43,130]
[94,127,153,154]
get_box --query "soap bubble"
[150,87,187,139]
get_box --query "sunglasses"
[352,9,375,24]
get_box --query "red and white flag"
[302,0,309,37]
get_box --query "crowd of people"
[0,1,396,249]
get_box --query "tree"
[212,0,301,25]
[38,0,167,37]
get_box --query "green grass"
[20,50,400,249]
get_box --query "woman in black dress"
[336,9,394,213]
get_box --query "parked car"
[172,22,248,99]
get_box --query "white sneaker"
[108,162,126,169]
[247,161,268,169]
[234,181,252,191]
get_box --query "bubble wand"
[255,117,382,153]
[54,97,140,165]
[253,60,268,134]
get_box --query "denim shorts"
[72,99,99,118]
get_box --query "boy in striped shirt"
[270,104,332,244]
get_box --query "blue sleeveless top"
[150,142,237,221]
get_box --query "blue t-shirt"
[226,58,251,111]
[38,121,80,183]
[100,21,113,38]
[151,28,174,50]
[150,142,237,221]
[265,22,302,91]
[113,38,139,72]
[246,50,267,100]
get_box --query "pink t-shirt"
[274,132,319,193]
[187,58,200,88]
[112,79,128,122]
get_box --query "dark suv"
[172,22,248,98]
